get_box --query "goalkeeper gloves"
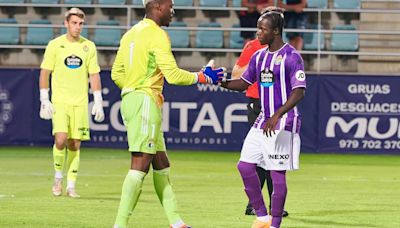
[39,88,54,120]
[197,66,226,85]
[92,90,105,122]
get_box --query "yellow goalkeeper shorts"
[120,91,166,154]
[52,103,90,141]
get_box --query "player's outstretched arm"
[89,73,105,122]
[220,78,250,92]
[39,69,54,120]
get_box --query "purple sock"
[270,170,287,228]
[237,161,268,217]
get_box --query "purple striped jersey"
[241,43,306,133]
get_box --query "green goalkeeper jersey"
[111,18,197,107]
[41,34,100,106]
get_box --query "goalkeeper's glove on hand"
[92,90,105,122]
[197,66,226,85]
[39,88,54,120]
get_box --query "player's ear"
[64,19,68,28]
[273,27,279,35]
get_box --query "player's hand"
[91,90,105,122]
[263,114,279,137]
[197,59,226,85]
[39,88,54,120]
[40,100,54,120]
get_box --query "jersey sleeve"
[153,30,197,85]
[287,51,306,89]
[111,44,126,89]
[40,40,56,71]
[240,52,258,85]
[87,42,100,74]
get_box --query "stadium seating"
[98,0,125,5]
[60,27,89,38]
[93,20,122,46]
[229,24,243,49]
[333,0,361,9]
[330,24,359,51]
[165,21,190,48]
[307,0,328,9]
[31,0,58,3]
[303,25,325,50]
[25,19,54,45]
[232,0,241,7]
[64,0,91,4]
[132,0,141,5]
[0,18,19,45]
[195,22,224,48]
[174,0,192,6]
[199,0,227,7]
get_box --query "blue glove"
[198,66,226,85]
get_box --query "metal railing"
[1,2,400,72]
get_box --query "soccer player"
[39,8,105,198]
[232,38,288,217]
[110,0,225,227]
[221,8,306,228]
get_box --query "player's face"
[159,0,174,27]
[65,15,84,39]
[256,17,274,46]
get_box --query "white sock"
[67,180,75,189]
[55,171,63,179]
[171,220,185,228]
[257,215,271,223]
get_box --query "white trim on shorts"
[240,128,301,171]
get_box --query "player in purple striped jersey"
[221,8,305,228]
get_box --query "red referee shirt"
[235,39,266,99]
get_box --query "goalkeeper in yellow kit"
[111,0,226,227]
[39,8,104,198]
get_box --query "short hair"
[260,7,285,35]
[65,8,85,21]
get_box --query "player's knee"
[54,136,67,150]
[237,161,256,176]
[68,140,81,151]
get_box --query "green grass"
[0,147,399,228]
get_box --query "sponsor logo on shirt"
[64,55,83,69]
[260,69,275,87]
[295,70,306,81]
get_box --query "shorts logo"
[78,127,89,136]
[260,69,275,87]
[148,140,154,148]
[268,154,290,160]
[295,70,306,81]
[64,55,82,69]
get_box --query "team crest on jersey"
[64,55,82,69]
[260,69,275,87]
[275,55,283,65]
[83,45,89,52]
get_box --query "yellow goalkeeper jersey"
[111,18,197,107]
[41,34,100,106]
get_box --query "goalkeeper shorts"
[120,91,166,154]
[52,103,90,141]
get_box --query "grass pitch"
[0,147,399,228]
